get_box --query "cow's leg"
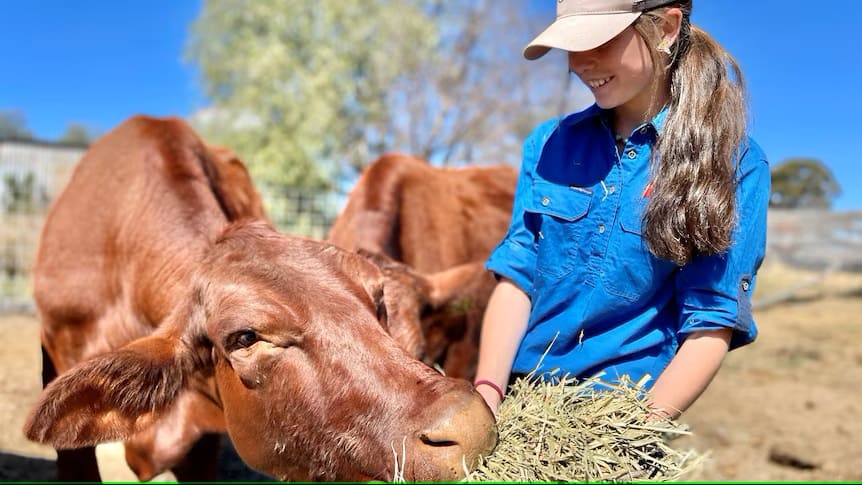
[443,339,479,381]
[39,344,54,388]
[42,345,101,481]
[170,433,221,482]
[442,312,483,381]
[56,448,101,481]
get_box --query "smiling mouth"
[585,76,612,89]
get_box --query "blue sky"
[2,1,860,209]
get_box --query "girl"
[473,0,770,419]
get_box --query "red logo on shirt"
[642,181,654,198]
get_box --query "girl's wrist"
[474,378,505,402]
[474,384,502,415]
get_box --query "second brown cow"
[328,153,518,379]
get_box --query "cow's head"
[359,250,496,379]
[24,221,497,481]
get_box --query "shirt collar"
[558,103,604,129]
[650,105,668,134]
[592,103,669,139]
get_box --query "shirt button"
[627,149,637,159]
[598,224,606,234]
[608,185,616,194]
[742,280,750,291]
[541,196,550,206]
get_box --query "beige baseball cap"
[524,0,676,60]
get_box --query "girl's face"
[568,25,660,117]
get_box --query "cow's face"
[201,227,498,480]
[24,222,497,482]
[358,250,494,377]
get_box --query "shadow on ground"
[0,440,274,482]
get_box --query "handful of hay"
[464,374,706,482]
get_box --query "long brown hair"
[633,1,747,265]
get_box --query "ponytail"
[634,3,748,265]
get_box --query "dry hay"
[464,373,705,482]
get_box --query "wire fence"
[262,185,345,241]
[7,206,862,314]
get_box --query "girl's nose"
[568,50,596,75]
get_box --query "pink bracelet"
[474,379,505,401]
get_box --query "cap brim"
[523,12,641,60]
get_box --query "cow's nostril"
[418,433,458,448]
[402,391,497,481]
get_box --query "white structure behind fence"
[1,140,86,313]
[767,209,862,271]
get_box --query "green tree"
[186,1,438,190]
[58,123,96,146]
[0,110,34,140]
[769,158,841,209]
[185,0,584,193]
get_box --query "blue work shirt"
[486,104,770,388]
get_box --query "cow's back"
[326,153,421,258]
[328,153,517,272]
[34,115,262,372]
[398,163,517,272]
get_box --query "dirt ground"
[674,262,862,481]
[1,261,861,481]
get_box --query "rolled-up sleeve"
[675,140,770,350]
[485,127,544,296]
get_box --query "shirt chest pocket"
[525,180,592,279]
[604,205,677,301]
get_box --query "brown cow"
[327,153,517,380]
[24,116,497,482]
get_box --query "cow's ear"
[206,144,269,222]
[335,246,387,311]
[426,262,490,311]
[23,334,189,449]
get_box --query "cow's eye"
[420,303,434,316]
[376,301,388,327]
[227,329,258,351]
